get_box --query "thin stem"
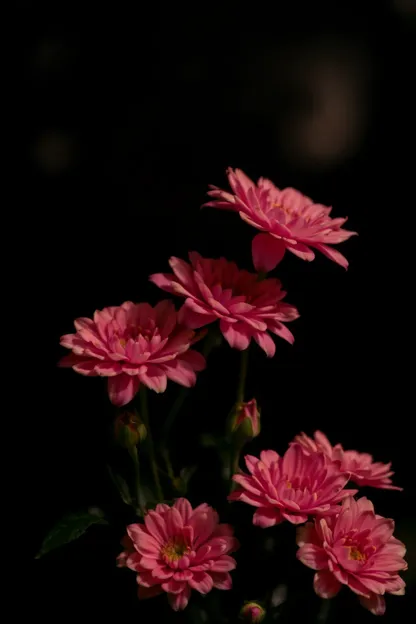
[317,599,331,623]
[162,326,222,443]
[140,387,164,501]
[161,447,175,482]
[129,445,145,515]
[236,348,249,405]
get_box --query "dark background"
[26,1,415,621]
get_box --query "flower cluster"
[58,168,406,616]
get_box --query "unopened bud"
[231,399,261,439]
[114,410,146,449]
[240,601,266,623]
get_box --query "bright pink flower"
[296,496,407,615]
[205,168,356,272]
[228,445,357,526]
[294,431,402,491]
[117,498,239,611]
[59,300,205,407]
[150,253,299,356]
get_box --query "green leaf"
[107,465,133,506]
[36,511,107,559]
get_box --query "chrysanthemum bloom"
[150,253,299,355]
[228,445,357,526]
[117,498,239,611]
[205,168,356,272]
[293,431,402,491]
[296,497,407,615]
[59,300,205,406]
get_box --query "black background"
[26,1,415,622]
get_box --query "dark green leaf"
[107,466,133,506]
[36,511,107,559]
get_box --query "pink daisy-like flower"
[59,300,205,407]
[297,496,407,615]
[117,498,239,611]
[293,431,402,491]
[228,445,357,527]
[205,168,357,272]
[150,253,299,356]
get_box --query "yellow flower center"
[161,537,190,562]
[348,546,366,561]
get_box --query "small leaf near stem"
[140,386,164,502]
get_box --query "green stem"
[140,387,164,501]
[162,326,222,443]
[236,348,249,405]
[129,445,145,515]
[161,447,175,482]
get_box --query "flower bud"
[114,410,146,449]
[231,399,261,439]
[240,601,266,623]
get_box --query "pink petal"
[190,509,218,548]
[268,321,295,345]
[108,375,140,406]
[359,593,386,616]
[178,304,217,329]
[165,508,183,535]
[259,450,280,467]
[161,579,187,594]
[253,331,276,357]
[287,242,315,261]
[144,510,168,543]
[313,570,341,599]
[168,586,191,611]
[253,507,282,528]
[252,233,286,272]
[73,360,99,376]
[151,565,174,580]
[138,585,163,600]
[139,367,167,393]
[210,555,236,572]
[94,361,122,376]
[174,498,193,524]
[220,320,251,350]
[297,544,329,570]
[210,572,232,590]
[282,512,308,524]
[313,243,348,269]
[189,571,214,594]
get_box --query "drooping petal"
[252,233,286,272]
[297,545,329,570]
[253,507,281,528]
[313,571,341,599]
[168,586,191,611]
[313,243,349,269]
[359,593,386,616]
[108,375,140,406]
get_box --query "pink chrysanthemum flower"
[296,497,407,615]
[59,300,205,406]
[228,445,357,526]
[117,498,239,611]
[293,431,402,491]
[150,253,299,355]
[205,168,356,272]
